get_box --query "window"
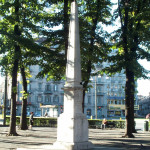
[111,100,114,104]
[107,92,110,96]
[38,83,42,90]
[60,95,64,104]
[87,109,91,116]
[53,95,59,103]
[27,84,31,91]
[87,88,91,93]
[28,96,31,102]
[118,92,122,97]
[97,85,103,92]
[45,95,51,103]
[97,77,101,83]
[37,95,42,102]
[107,100,110,104]
[111,84,114,89]
[111,92,114,96]
[107,85,110,89]
[122,100,125,104]
[87,96,91,104]
[53,84,58,92]
[46,84,51,91]
[97,96,101,105]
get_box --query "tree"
[36,0,112,114]
[0,0,62,134]
[8,0,21,136]
[104,0,150,137]
[79,0,112,113]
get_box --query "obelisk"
[53,1,93,150]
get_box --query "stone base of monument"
[53,113,93,150]
[53,141,93,150]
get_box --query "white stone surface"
[65,1,81,88]
[53,1,93,150]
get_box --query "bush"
[6,117,126,129]
[6,116,57,127]
[88,119,125,129]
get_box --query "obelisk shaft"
[65,1,81,88]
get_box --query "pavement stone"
[0,126,150,150]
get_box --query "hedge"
[6,117,125,129]
[6,116,57,127]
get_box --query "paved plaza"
[0,126,150,150]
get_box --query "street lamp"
[95,76,97,119]
[3,72,7,126]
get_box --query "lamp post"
[3,72,7,126]
[95,76,97,119]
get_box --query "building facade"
[0,64,139,119]
[138,95,150,117]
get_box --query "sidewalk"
[0,126,150,150]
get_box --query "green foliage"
[0,0,64,78]
[88,119,125,129]
[107,0,150,79]
[20,90,29,99]
[12,86,17,94]
[6,116,57,127]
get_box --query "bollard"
[144,121,149,131]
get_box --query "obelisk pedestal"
[53,1,93,150]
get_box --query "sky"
[137,60,150,96]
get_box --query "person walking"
[29,112,34,130]
[101,118,107,129]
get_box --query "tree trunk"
[8,44,19,136]
[123,68,134,138]
[8,0,20,136]
[130,71,136,133]
[20,67,28,130]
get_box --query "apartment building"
[138,95,150,117]
[0,63,139,119]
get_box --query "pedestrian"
[101,118,107,129]
[29,112,34,130]
[146,113,150,120]
[44,110,48,117]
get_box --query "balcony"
[42,102,53,105]
[60,91,64,94]
[97,92,105,96]
[97,80,105,85]
[44,90,53,94]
